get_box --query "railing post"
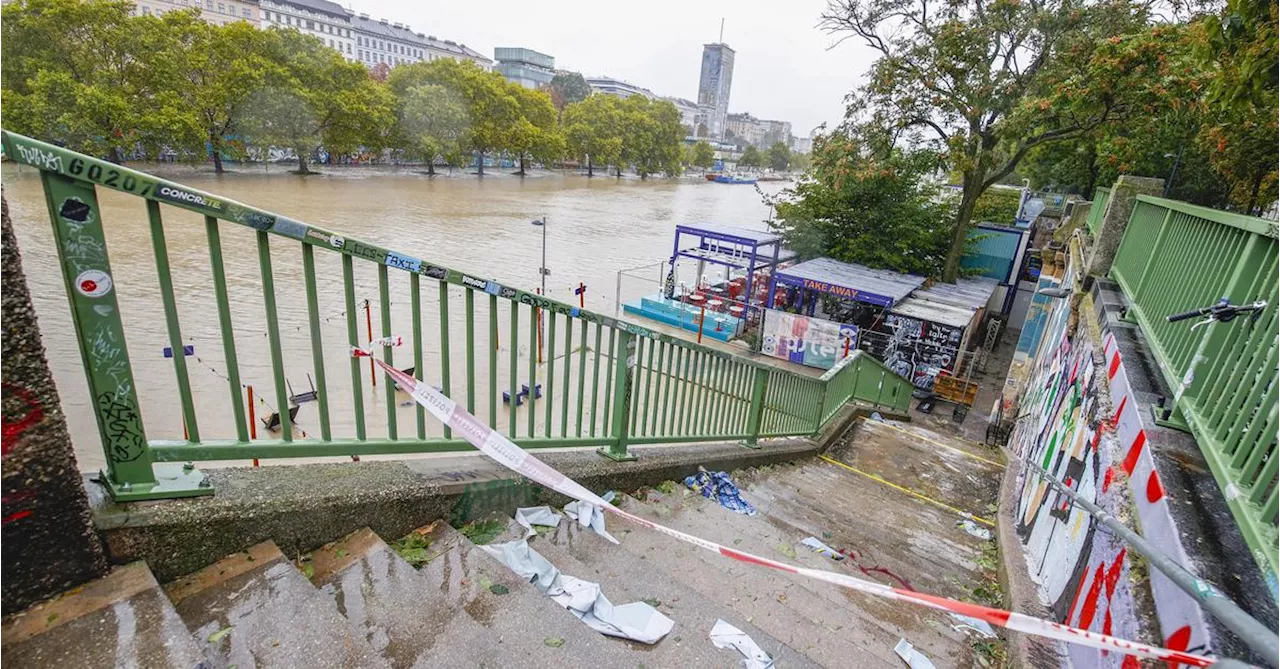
[1130,208,1173,302]
[38,172,208,500]
[598,329,638,461]
[741,366,769,449]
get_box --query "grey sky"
[344,0,878,135]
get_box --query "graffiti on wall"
[760,310,858,370]
[864,314,963,390]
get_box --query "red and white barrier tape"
[351,336,403,358]
[375,360,1216,667]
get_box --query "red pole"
[365,299,376,387]
[247,385,259,467]
[843,337,851,359]
[697,305,707,344]
[579,282,585,308]
[536,288,544,364]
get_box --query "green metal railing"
[1,131,913,501]
[1085,186,1111,235]
[1110,194,1278,580]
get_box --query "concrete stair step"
[1,561,204,668]
[165,539,388,668]
[520,514,822,667]
[617,487,923,668]
[387,518,623,667]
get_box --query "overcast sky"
[345,0,879,135]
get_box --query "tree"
[767,142,790,171]
[1,0,196,160]
[615,96,684,178]
[563,94,622,177]
[508,85,564,175]
[692,140,715,170]
[970,188,1022,225]
[822,0,1184,281]
[738,145,761,169]
[546,70,591,119]
[398,84,469,175]
[149,16,283,173]
[388,58,519,175]
[769,130,953,277]
[790,151,812,172]
[239,29,392,173]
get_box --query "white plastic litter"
[958,519,993,540]
[514,506,562,538]
[949,612,998,638]
[894,638,938,669]
[564,491,619,544]
[801,536,846,561]
[710,619,774,669]
[480,537,673,643]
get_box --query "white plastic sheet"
[564,491,619,544]
[710,619,774,669]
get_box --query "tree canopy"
[738,145,761,169]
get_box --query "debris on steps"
[165,540,387,668]
[1,561,204,668]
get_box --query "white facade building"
[130,0,262,25]
[586,76,655,100]
[260,0,353,59]
[352,14,429,67]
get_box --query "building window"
[205,0,212,8]
[306,20,313,29]
[242,7,249,15]
[328,38,333,47]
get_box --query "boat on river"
[713,174,758,185]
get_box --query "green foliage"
[563,94,622,177]
[691,140,715,170]
[767,142,791,172]
[508,85,565,173]
[389,531,434,568]
[546,70,591,112]
[770,131,952,278]
[458,518,507,545]
[738,145,761,169]
[970,188,1022,225]
[397,83,469,174]
[822,0,1195,280]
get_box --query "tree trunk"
[517,154,527,176]
[943,176,982,282]
[587,156,594,178]
[476,149,485,176]
[1246,171,1264,215]
[296,153,311,175]
[211,133,224,174]
[426,158,435,177]
[615,164,622,178]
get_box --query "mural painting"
[864,314,963,390]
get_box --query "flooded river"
[1,163,785,471]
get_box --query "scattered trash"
[893,639,937,669]
[802,536,846,561]
[489,583,510,595]
[207,626,233,644]
[544,637,564,648]
[685,469,757,516]
[710,619,774,669]
[958,520,993,540]
[870,412,884,421]
[564,491,619,543]
[514,506,562,538]
[481,538,673,643]
[949,612,997,638]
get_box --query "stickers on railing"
[377,358,1218,668]
[74,270,112,298]
[351,336,403,358]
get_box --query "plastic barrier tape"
[376,360,1217,667]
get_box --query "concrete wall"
[1,194,108,615]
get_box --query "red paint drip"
[1122,430,1147,476]
[1103,466,1117,493]
[1112,395,1129,426]
[1,509,33,524]
[1077,563,1107,630]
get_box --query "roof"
[270,0,348,19]
[963,224,1025,281]
[775,257,925,308]
[351,15,422,43]
[676,224,781,247]
[891,277,1000,329]
[425,38,488,62]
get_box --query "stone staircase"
[1,418,1006,668]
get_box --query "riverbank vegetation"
[0,0,741,178]
[772,0,1277,281]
